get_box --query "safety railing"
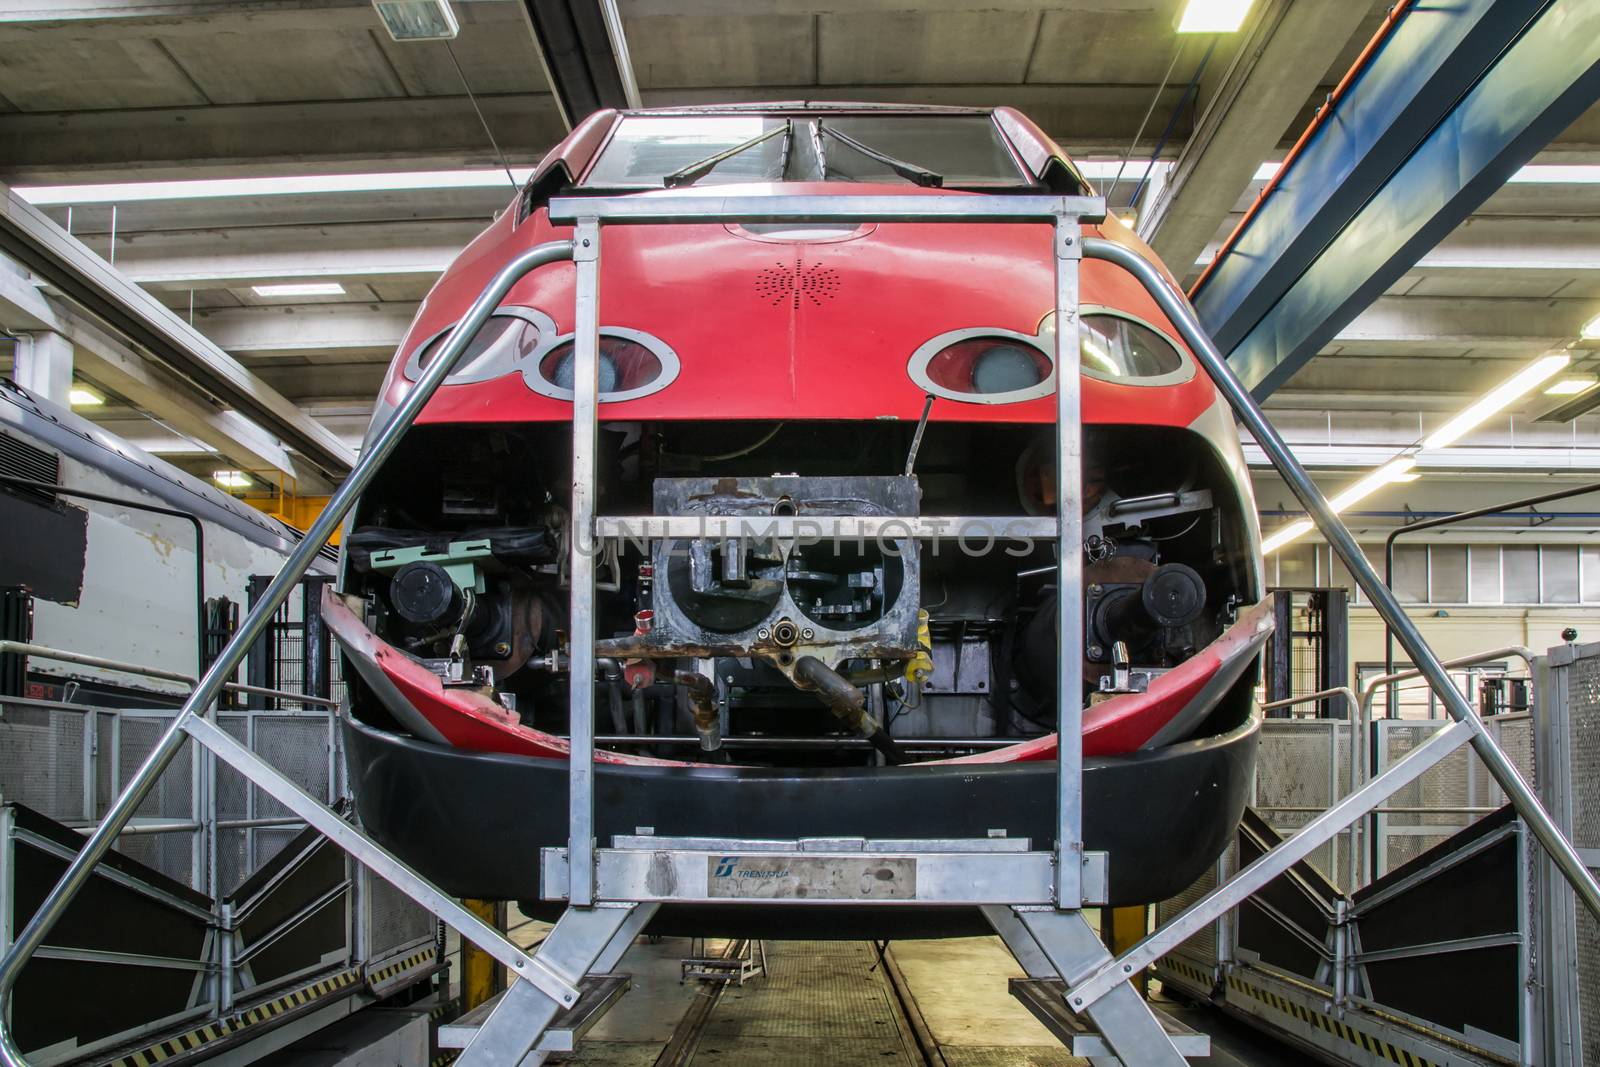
[0,239,585,1067]
[1,197,1596,1067]
[1054,237,1600,1020]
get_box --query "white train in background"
[0,377,332,703]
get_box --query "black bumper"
[343,704,1258,938]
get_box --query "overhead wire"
[444,40,520,190]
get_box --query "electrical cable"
[1103,40,1186,205]
[445,40,520,190]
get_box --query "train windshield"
[582,114,1029,188]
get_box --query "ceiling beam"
[0,259,309,480]
[0,180,355,477]
[0,0,376,34]
[105,220,478,290]
[1193,0,1600,399]
[1142,0,1373,271]
[1333,296,1593,352]
[0,84,1194,182]
[0,95,566,183]
[520,0,641,127]
[193,301,418,356]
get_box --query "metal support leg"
[460,903,656,1067]
[1084,236,1600,924]
[0,240,577,1067]
[995,908,1186,1066]
[568,217,601,907]
[1052,215,1086,908]
[982,907,1120,1067]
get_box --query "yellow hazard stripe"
[106,969,362,1067]
[1155,954,1217,991]
[1225,975,1441,1067]
[366,945,440,988]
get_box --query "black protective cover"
[10,804,211,1055]
[0,493,86,604]
[1233,808,1342,981]
[342,701,1259,938]
[1352,806,1521,1043]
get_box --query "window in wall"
[1430,544,1468,603]
[1393,545,1428,603]
[1503,546,1540,603]
[1583,546,1600,604]
[1542,545,1580,604]
[1470,545,1502,604]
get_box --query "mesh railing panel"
[0,703,86,820]
[1154,841,1231,964]
[1255,721,1352,887]
[366,869,437,957]
[1567,655,1600,1056]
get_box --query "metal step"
[437,974,630,1053]
[1009,978,1211,1059]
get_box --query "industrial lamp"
[372,0,458,42]
[1175,0,1255,33]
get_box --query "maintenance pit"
[2,1,1600,1065]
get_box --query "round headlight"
[921,337,1051,400]
[538,336,663,397]
[971,343,1046,393]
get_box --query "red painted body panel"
[376,183,1217,429]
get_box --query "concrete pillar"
[14,330,73,406]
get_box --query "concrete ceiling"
[0,0,1596,513]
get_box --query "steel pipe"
[0,641,337,707]
[1081,236,1600,935]
[0,239,580,1067]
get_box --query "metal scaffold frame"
[2,194,1598,1067]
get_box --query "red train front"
[330,103,1268,935]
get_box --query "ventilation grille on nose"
[755,256,842,309]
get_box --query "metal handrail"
[1359,646,1534,720]
[1063,237,1600,1015]
[0,640,338,708]
[2,199,1594,1064]
[1260,686,1359,719]
[0,238,583,1067]
[1353,645,1535,886]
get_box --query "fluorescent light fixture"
[1260,520,1313,555]
[1507,165,1600,184]
[13,169,531,206]
[68,385,103,406]
[1176,0,1255,33]
[252,282,346,298]
[1422,354,1571,450]
[1546,377,1599,396]
[213,470,252,489]
[1261,458,1418,554]
[1583,313,1600,340]
[1327,458,1418,511]
[372,0,458,41]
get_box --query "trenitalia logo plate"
[706,855,916,899]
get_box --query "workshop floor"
[475,930,1311,1067]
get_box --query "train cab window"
[582,114,1028,188]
